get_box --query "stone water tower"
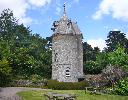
[51,4,83,82]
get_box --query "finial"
[63,2,66,15]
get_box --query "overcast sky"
[0,0,128,50]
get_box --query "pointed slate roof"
[51,4,82,35]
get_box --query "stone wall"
[52,34,83,82]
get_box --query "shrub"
[47,80,89,90]
[107,47,128,69]
[0,59,12,86]
[113,77,128,96]
[83,61,102,74]
[102,65,128,86]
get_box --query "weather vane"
[63,2,66,15]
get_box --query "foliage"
[83,31,128,75]
[0,8,18,40]
[0,59,11,74]
[83,52,108,75]
[29,74,47,87]
[0,9,52,81]
[47,80,88,90]
[0,40,10,59]
[83,42,100,62]
[0,8,128,92]
[83,61,102,74]
[83,42,101,74]
[107,47,128,69]
[95,52,108,70]
[113,77,128,96]
[0,59,12,86]
[100,47,128,87]
[105,30,128,53]
[88,46,128,76]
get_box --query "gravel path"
[0,87,44,100]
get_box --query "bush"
[102,65,127,86]
[0,59,11,74]
[0,59,12,87]
[0,73,12,87]
[84,61,102,74]
[113,77,128,96]
[47,80,89,90]
[107,47,128,69]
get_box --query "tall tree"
[0,9,18,41]
[105,30,128,52]
[0,9,52,79]
[83,42,101,74]
[83,42,100,62]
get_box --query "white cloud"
[87,38,106,50]
[0,0,30,24]
[92,0,128,21]
[19,17,33,25]
[28,0,51,7]
[0,0,51,25]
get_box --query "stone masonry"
[51,4,83,82]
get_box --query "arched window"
[66,67,70,77]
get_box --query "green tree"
[83,60,101,74]
[0,9,52,80]
[96,52,108,70]
[105,30,128,52]
[83,42,101,74]
[27,34,52,78]
[83,42,99,62]
[0,59,12,86]
[0,9,18,41]
[0,40,10,60]
[107,47,128,69]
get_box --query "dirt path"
[0,87,44,100]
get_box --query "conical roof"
[51,4,82,35]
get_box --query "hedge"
[47,80,89,90]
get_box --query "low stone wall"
[11,79,47,87]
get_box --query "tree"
[83,60,101,74]
[83,42,101,74]
[105,30,128,52]
[0,40,10,60]
[107,47,128,69]
[0,59,12,86]
[96,52,108,71]
[83,42,99,62]
[0,9,52,80]
[0,9,18,41]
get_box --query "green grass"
[17,90,128,100]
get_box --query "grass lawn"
[17,90,128,100]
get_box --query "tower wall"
[52,34,83,82]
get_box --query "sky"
[0,0,128,50]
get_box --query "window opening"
[66,67,70,77]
